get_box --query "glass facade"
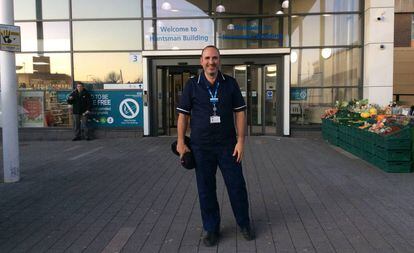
[394,0,414,106]
[72,0,141,18]
[72,21,142,50]
[12,0,363,129]
[290,1,362,125]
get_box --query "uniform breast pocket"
[218,92,232,111]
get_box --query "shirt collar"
[198,71,226,85]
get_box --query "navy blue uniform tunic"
[176,71,250,233]
[177,71,246,146]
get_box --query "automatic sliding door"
[249,66,263,135]
[157,67,167,135]
[264,64,277,135]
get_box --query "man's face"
[200,47,220,78]
[76,84,84,92]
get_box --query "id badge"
[210,116,221,124]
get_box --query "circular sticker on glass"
[119,98,140,119]
[107,117,114,124]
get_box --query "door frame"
[143,49,291,136]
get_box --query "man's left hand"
[232,142,244,163]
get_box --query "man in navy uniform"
[176,45,253,246]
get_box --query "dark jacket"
[67,89,92,115]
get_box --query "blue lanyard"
[206,82,219,105]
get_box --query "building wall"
[363,0,394,106]
[11,0,363,130]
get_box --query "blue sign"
[291,88,307,101]
[89,90,143,128]
[57,90,71,103]
[266,90,273,100]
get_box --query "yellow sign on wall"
[0,24,21,52]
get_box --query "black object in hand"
[171,136,195,170]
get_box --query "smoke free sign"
[89,90,143,127]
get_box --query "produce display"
[321,99,413,173]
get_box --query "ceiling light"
[227,24,235,30]
[172,46,180,50]
[266,73,277,77]
[161,2,172,10]
[276,10,284,15]
[321,48,332,59]
[235,66,246,71]
[291,51,298,63]
[216,4,226,13]
[282,1,289,9]
[267,66,277,72]
[171,9,179,12]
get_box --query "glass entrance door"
[263,64,278,134]
[152,57,283,137]
[157,66,200,136]
[222,64,279,135]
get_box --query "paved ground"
[1,136,414,253]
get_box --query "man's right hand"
[177,141,190,158]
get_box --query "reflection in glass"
[144,20,213,50]
[292,0,360,13]
[72,0,140,18]
[144,0,208,17]
[14,0,36,20]
[16,22,70,51]
[262,0,281,15]
[216,18,288,49]
[291,14,361,47]
[290,48,361,87]
[42,0,69,19]
[17,22,37,51]
[14,0,69,20]
[290,87,359,125]
[16,53,72,89]
[73,21,141,51]
[212,0,258,15]
[74,53,142,89]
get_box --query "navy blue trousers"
[192,143,250,232]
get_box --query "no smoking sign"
[119,98,140,119]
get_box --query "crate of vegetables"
[375,147,411,161]
[376,159,412,173]
[376,127,411,150]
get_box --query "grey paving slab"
[2,136,414,252]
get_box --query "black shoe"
[202,231,219,247]
[72,137,81,141]
[240,226,254,241]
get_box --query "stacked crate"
[321,118,339,145]
[322,119,412,173]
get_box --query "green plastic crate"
[376,159,412,173]
[375,147,411,162]
[376,127,411,150]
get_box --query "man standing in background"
[67,82,92,141]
